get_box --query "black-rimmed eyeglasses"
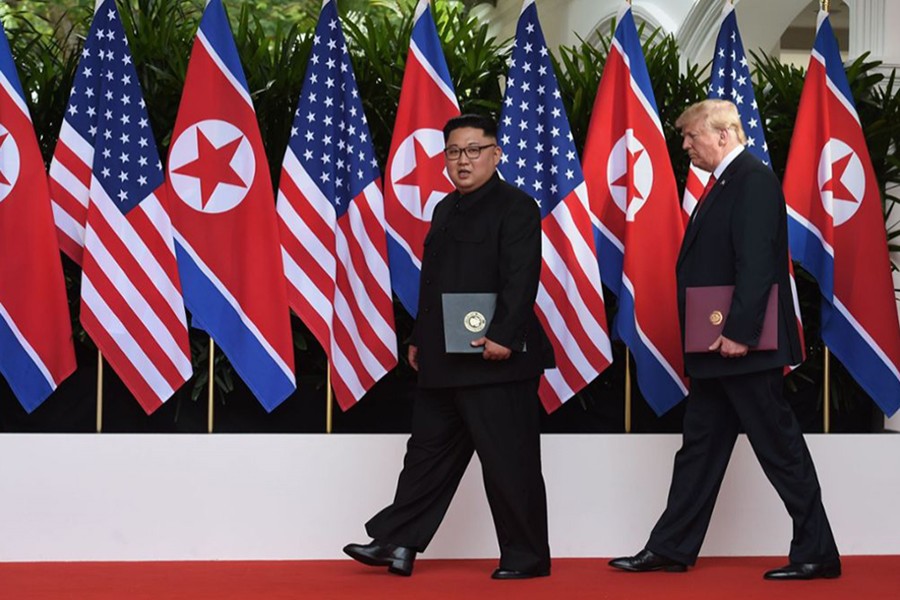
[443,144,496,160]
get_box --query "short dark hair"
[443,113,498,142]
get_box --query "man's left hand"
[471,337,512,360]
[709,335,749,358]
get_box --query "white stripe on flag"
[51,201,87,249]
[81,275,174,400]
[88,184,192,377]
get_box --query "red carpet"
[1,557,897,599]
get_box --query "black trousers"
[646,368,839,565]
[366,377,550,573]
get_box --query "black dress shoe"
[763,560,841,580]
[608,549,687,573]
[343,540,416,576]
[491,567,550,580]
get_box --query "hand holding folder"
[442,293,497,353]
[685,285,778,353]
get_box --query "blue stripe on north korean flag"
[613,8,660,127]
[410,3,454,98]
[386,235,422,317]
[615,280,689,413]
[824,300,900,416]
[198,0,250,97]
[814,17,855,109]
[174,239,295,409]
[787,211,835,300]
[0,36,26,105]
[0,312,55,413]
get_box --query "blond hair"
[676,99,747,145]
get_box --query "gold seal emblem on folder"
[709,310,724,326]
[464,311,487,333]
[442,293,497,353]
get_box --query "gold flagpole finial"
[821,0,830,12]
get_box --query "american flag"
[684,2,805,368]
[497,0,612,411]
[49,0,191,413]
[277,0,397,410]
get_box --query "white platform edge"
[1,433,897,562]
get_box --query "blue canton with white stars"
[709,10,770,166]
[64,0,163,215]
[288,1,379,218]
[497,3,582,219]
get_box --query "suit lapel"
[677,150,750,269]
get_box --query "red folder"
[685,284,778,352]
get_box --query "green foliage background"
[2,0,898,425]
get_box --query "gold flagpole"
[624,348,632,433]
[326,364,333,434]
[96,350,103,433]
[208,337,215,434]
[819,0,831,434]
[823,347,831,433]
[623,0,632,431]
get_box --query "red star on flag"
[611,147,645,201]
[395,137,454,208]
[820,152,858,204]
[174,129,246,208]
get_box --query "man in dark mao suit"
[344,114,554,580]
[609,100,841,580]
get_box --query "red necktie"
[697,174,717,208]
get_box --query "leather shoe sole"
[763,561,841,580]
[491,568,550,580]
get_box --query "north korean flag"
[383,0,459,318]
[783,11,900,416]
[165,0,295,411]
[0,21,76,411]
[582,3,687,415]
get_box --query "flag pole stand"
[96,350,104,433]
[824,346,831,433]
[624,348,632,433]
[326,364,333,434]
[208,338,215,434]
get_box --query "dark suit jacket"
[410,173,554,388]
[676,149,802,379]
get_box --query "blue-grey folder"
[441,293,497,353]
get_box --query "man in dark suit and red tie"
[609,99,841,580]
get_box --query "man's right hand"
[408,344,419,371]
[709,334,749,358]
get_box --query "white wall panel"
[1,434,897,561]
